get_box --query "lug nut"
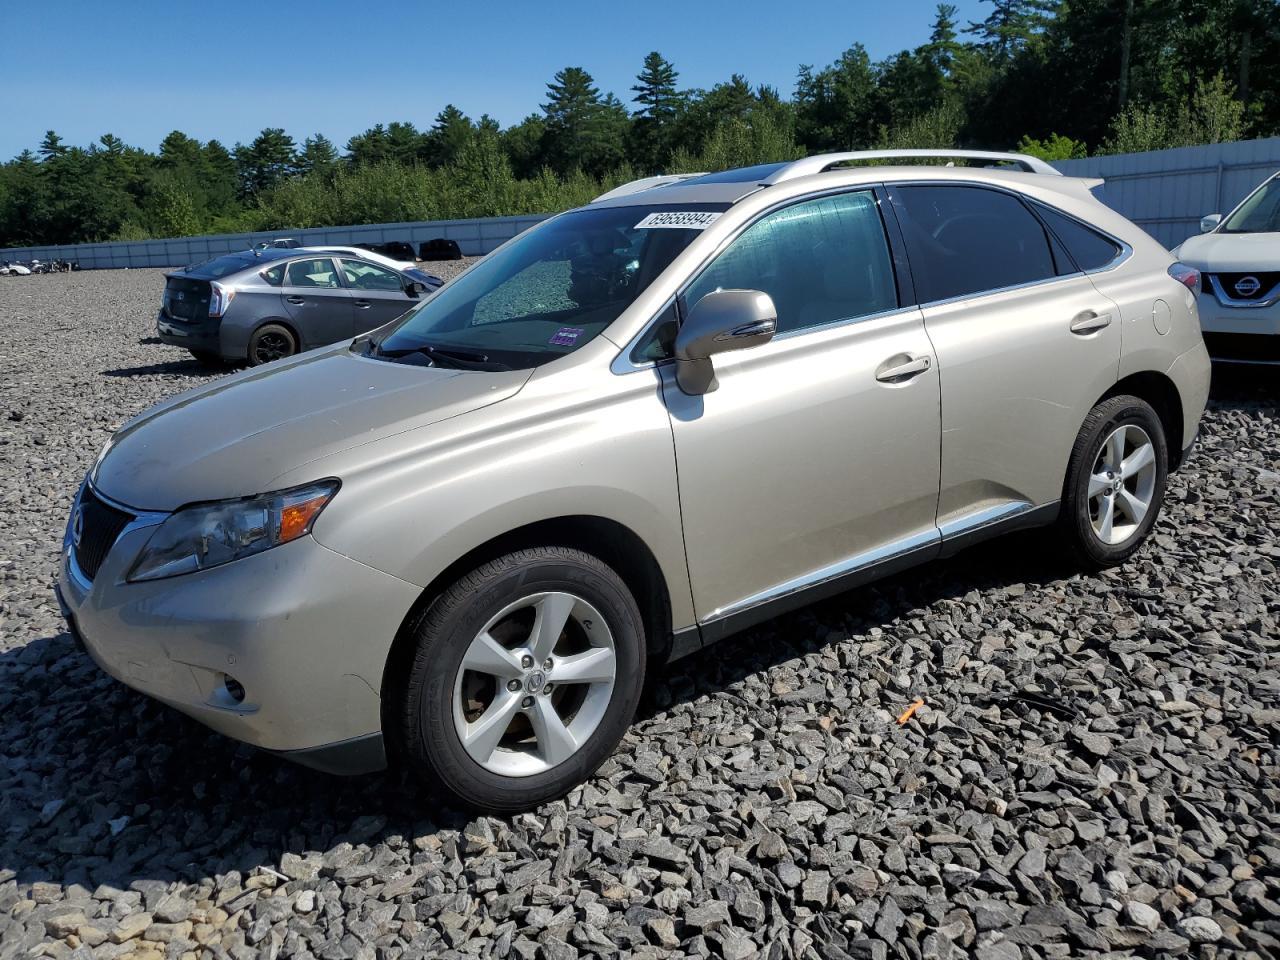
[543,658,553,670]
[521,655,533,668]
[507,679,521,692]
[521,696,534,709]
[543,683,554,695]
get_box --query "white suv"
[1174,171,1280,364]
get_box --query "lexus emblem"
[71,506,84,549]
[1234,275,1262,297]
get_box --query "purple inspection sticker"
[550,326,585,347]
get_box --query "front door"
[279,256,355,348]
[660,190,942,631]
[887,184,1123,528]
[338,258,419,332]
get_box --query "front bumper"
[156,311,223,354]
[56,483,422,771]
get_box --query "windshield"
[1222,176,1280,233]
[369,203,727,369]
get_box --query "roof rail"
[762,150,1062,184]
[591,173,707,203]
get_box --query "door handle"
[286,296,305,304]
[1069,310,1112,335]
[353,299,371,308]
[875,354,932,383]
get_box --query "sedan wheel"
[248,323,298,366]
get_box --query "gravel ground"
[0,268,1277,960]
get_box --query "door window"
[286,258,339,288]
[683,191,898,336]
[892,186,1057,302]
[340,259,405,291]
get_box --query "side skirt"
[668,500,1060,661]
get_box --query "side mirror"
[405,279,428,297]
[1200,213,1222,233]
[674,289,777,395]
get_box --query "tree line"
[2,0,1276,248]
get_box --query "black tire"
[390,547,646,813]
[247,323,297,366]
[188,349,224,367]
[1059,395,1168,569]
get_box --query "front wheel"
[248,323,297,366]
[1060,395,1167,569]
[389,547,646,812]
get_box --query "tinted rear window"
[1033,202,1123,271]
[185,254,256,279]
[892,185,1056,302]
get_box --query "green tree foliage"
[630,52,683,171]
[3,2,1278,248]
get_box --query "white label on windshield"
[634,211,722,230]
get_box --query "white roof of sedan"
[302,246,415,269]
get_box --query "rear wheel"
[1060,395,1167,569]
[390,547,645,812]
[248,323,297,366]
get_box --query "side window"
[630,301,679,364]
[892,186,1056,302]
[285,258,339,288]
[261,264,285,286]
[1032,202,1123,272]
[340,259,404,291]
[683,191,898,337]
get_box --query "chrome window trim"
[611,184,897,374]
[64,480,169,592]
[1207,274,1280,309]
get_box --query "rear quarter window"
[261,264,285,286]
[1032,202,1123,271]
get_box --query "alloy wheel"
[254,332,292,363]
[1088,423,1157,545]
[451,591,617,777]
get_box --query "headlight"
[127,480,339,582]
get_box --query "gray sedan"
[156,248,442,365]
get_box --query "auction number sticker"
[634,211,723,230]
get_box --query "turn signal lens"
[1167,262,1200,291]
[279,489,332,543]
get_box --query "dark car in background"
[157,249,443,365]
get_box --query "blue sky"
[1,0,988,159]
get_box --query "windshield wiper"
[373,342,510,370]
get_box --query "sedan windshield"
[1222,176,1280,233]
[368,203,727,369]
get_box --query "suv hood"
[1176,231,1280,271]
[93,345,530,511]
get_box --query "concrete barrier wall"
[1053,137,1280,248]
[0,214,551,270]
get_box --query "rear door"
[279,257,355,347]
[887,183,1122,531]
[338,258,417,332]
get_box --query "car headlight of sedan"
[127,480,339,582]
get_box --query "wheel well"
[380,516,674,705]
[1101,371,1185,470]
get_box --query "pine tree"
[630,52,681,171]
[296,135,339,176]
[541,67,626,176]
[427,105,475,167]
[38,131,67,161]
